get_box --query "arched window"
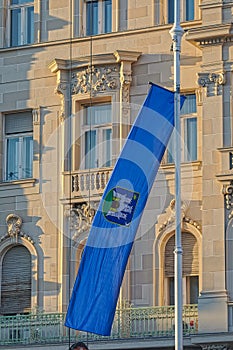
[165,232,199,305]
[1,245,31,315]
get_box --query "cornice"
[49,51,142,74]
[185,23,233,47]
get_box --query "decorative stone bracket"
[197,72,226,96]
[222,183,233,211]
[64,202,98,241]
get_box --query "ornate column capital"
[197,71,226,96]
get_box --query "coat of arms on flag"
[102,187,139,226]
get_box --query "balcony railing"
[0,305,198,346]
[68,167,113,199]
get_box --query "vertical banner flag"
[65,83,185,336]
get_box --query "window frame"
[4,112,33,182]
[166,92,198,164]
[7,0,34,47]
[84,0,112,36]
[155,0,199,25]
[80,102,113,170]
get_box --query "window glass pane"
[6,138,19,180]
[103,128,112,167]
[11,0,31,4]
[181,94,196,115]
[85,130,97,168]
[104,0,112,33]
[167,130,175,163]
[168,0,174,24]
[169,277,174,305]
[27,6,34,44]
[186,0,194,21]
[86,1,98,35]
[184,117,197,161]
[190,276,199,304]
[84,104,111,125]
[11,9,21,46]
[22,136,33,178]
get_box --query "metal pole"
[169,1,184,350]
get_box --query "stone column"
[197,67,229,333]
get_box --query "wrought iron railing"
[0,305,198,346]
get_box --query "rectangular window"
[5,112,33,181]
[86,0,112,36]
[104,0,112,33]
[9,0,34,47]
[167,276,199,305]
[82,103,112,169]
[168,0,174,24]
[166,94,197,164]
[168,277,174,305]
[86,0,98,36]
[185,0,194,21]
[189,276,199,304]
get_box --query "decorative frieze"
[197,72,226,96]
[71,65,118,95]
[201,345,230,350]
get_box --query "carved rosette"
[197,72,225,96]
[71,65,118,95]
[65,202,98,240]
[222,184,233,210]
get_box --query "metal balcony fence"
[0,305,198,346]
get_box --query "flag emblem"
[102,187,139,226]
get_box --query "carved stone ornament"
[222,183,233,210]
[65,202,98,240]
[197,72,225,96]
[201,345,229,350]
[71,65,118,95]
[159,199,201,232]
[6,214,22,237]
[0,214,34,244]
[55,82,69,121]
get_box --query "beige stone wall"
[0,1,232,339]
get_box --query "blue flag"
[65,83,185,336]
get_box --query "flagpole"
[169,1,184,350]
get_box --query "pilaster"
[114,50,141,143]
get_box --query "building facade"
[0,0,232,349]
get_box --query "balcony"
[64,168,113,201]
[0,305,198,346]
